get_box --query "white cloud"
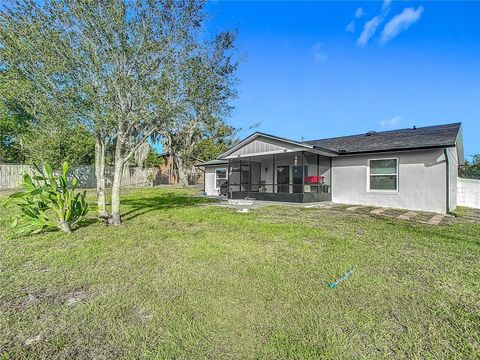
[381,116,402,129]
[357,16,383,46]
[380,6,424,44]
[312,42,327,63]
[355,7,365,18]
[382,0,392,11]
[345,21,355,33]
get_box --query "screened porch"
[225,151,332,203]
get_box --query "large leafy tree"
[192,123,238,162]
[0,91,30,163]
[162,31,239,186]
[21,122,95,168]
[0,69,95,166]
[1,0,235,225]
[0,1,114,216]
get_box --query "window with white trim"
[368,159,398,191]
[215,168,227,189]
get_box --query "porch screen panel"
[304,154,318,194]
[240,161,250,191]
[259,156,274,193]
[250,161,261,192]
[228,161,241,192]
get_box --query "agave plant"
[5,162,89,234]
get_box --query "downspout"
[301,151,305,201]
[249,157,252,194]
[199,167,205,193]
[329,157,333,194]
[273,154,276,194]
[444,148,450,214]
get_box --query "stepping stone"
[370,208,386,215]
[428,214,444,225]
[346,206,362,211]
[228,199,254,206]
[305,204,321,208]
[398,211,417,220]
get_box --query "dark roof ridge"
[303,122,461,144]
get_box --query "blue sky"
[204,0,480,159]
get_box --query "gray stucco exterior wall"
[331,148,450,213]
[204,144,459,213]
[204,165,227,196]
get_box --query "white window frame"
[215,168,227,189]
[367,158,399,193]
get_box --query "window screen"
[369,159,398,191]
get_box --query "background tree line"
[0,68,237,169]
[459,155,480,180]
[0,0,240,225]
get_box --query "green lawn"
[1,188,479,359]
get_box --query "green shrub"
[5,162,89,235]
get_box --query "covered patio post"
[272,154,276,194]
[249,156,252,193]
[301,151,305,194]
[227,158,230,198]
[317,154,320,194]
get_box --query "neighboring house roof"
[303,123,462,154]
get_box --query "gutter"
[328,144,456,156]
[444,148,450,214]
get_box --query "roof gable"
[218,132,314,159]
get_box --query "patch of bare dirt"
[6,286,92,311]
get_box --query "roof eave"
[312,145,339,156]
[335,144,457,156]
[195,160,228,167]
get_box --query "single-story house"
[198,123,464,214]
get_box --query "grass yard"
[1,187,479,359]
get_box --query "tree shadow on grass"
[120,193,216,222]
[77,217,99,229]
[6,217,99,239]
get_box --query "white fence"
[458,178,480,209]
[0,164,153,190]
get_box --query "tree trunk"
[95,134,109,219]
[174,154,189,187]
[110,136,124,226]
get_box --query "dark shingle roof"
[303,123,461,154]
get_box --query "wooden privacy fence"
[0,164,154,190]
[0,165,33,189]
